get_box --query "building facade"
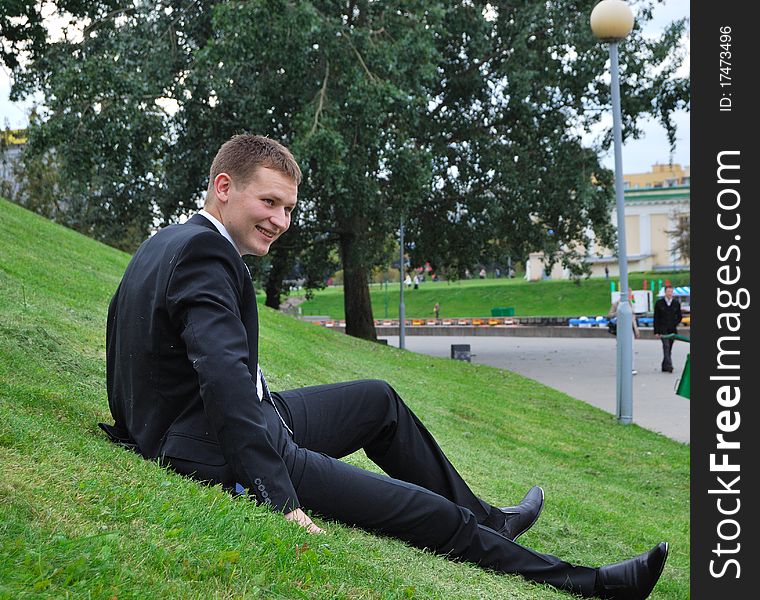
[623,162,690,189]
[1,129,27,197]
[525,164,690,280]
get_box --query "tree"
[406,1,688,282]
[166,0,441,339]
[1,1,47,70]
[14,0,689,339]
[667,213,690,264]
[1,2,124,69]
[11,1,193,250]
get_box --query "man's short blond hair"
[207,134,302,195]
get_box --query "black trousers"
[661,337,675,371]
[268,379,597,595]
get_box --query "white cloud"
[600,0,690,173]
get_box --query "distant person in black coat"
[653,286,683,373]
[101,134,668,599]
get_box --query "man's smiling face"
[214,166,298,256]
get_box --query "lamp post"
[591,0,635,424]
[399,217,406,349]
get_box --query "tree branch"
[346,36,377,82]
[309,59,329,135]
[82,7,138,38]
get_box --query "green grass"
[0,198,689,599]
[299,273,690,320]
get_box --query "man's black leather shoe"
[595,542,669,599]
[495,485,544,541]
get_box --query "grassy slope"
[299,274,691,320]
[0,199,689,599]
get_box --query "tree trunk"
[340,230,377,341]
[264,242,293,310]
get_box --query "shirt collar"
[199,209,240,254]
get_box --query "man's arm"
[166,232,299,513]
[653,300,663,335]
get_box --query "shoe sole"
[512,486,544,542]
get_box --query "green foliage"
[407,1,688,280]
[11,3,183,251]
[1,198,689,597]
[0,0,99,69]
[11,0,689,338]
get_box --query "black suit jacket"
[105,214,298,512]
[653,297,682,335]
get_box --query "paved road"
[382,335,690,443]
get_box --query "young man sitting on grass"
[102,134,669,599]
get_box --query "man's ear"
[214,173,232,204]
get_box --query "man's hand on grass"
[285,508,325,534]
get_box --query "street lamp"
[399,217,406,349]
[591,0,635,424]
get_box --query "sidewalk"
[383,335,690,443]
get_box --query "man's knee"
[364,378,394,395]
[356,380,408,437]
[362,379,399,409]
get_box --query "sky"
[1,0,689,175]
[595,0,690,173]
